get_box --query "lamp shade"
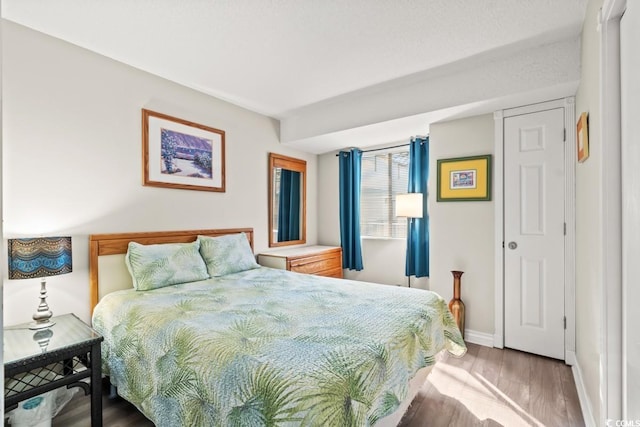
[8,237,72,280]
[395,193,423,218]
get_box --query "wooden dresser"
[257,246,343,278]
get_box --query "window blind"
[360,148,410,238]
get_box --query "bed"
[89,228,466,427]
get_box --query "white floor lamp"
[396,193,423,287]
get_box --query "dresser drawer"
[258,246,343,279]
[321,267,344,279]
[289,251,342,276]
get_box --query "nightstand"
[258,245,343,278]
[4,313,104,426]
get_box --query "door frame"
[493,97,576,364]
[600,0,625,422]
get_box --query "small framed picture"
[577,112,589,163]
[142,109,225,192]
[437,155,491,202]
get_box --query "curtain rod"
[334,135,428,157]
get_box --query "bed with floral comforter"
[92,267,466,427]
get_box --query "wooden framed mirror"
[269,153,306,247]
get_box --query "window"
[360,148,410,238]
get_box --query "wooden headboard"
[89,228,254,314]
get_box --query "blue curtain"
[277,170,301,241]
[339,149,364,271]
[406,137,430,277]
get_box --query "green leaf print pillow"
[198,233,260,277]
[125,240,209,291]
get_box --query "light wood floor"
[399,343,585,427]
[51,343,584,427]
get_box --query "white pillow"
[125,240,209,290]
[198,233,259,277]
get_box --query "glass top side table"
[4,313,104,426]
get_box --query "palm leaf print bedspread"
[92,267,466,426]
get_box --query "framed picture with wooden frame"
[142,109,225,192]
[437,155,492,202]
[577,112,589,163]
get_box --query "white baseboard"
[572,360,596,427]
[464,329,494,347]
[565,350,576,366]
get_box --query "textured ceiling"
[3,0,587,121]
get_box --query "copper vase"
[449,270,465,339]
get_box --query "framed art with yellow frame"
[437,155,492,202]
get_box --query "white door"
[504,108,565,360]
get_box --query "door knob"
[508,241,518,250]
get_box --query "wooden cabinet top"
[258,245,341,260]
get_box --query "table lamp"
[8,236,72,329]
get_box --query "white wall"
[574,0,603,423]
[317,146,429,288]
[347,238,429,288]
[428,114,495,335]
[2,21,317,326]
